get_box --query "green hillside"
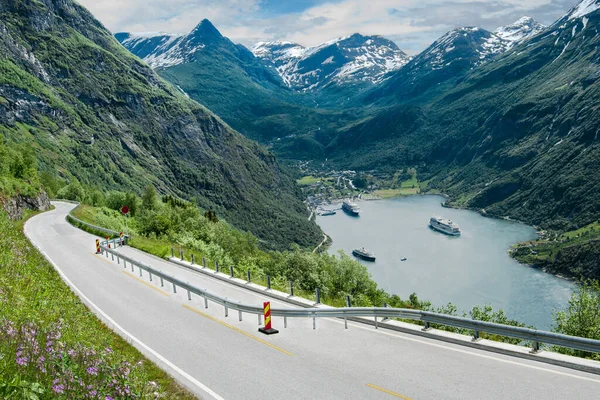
[327,10,600,233]
[0,0,321,250]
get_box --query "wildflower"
[52,384,65,394]
[16,356,28,366]
[87,366,99,376]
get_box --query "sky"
[77,0,581,54]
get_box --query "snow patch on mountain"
[568,0,600,20]
[494,17,546,44]
[252,34,409,90]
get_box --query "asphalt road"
[25,202,600,400]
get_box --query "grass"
[297,175,321,185]
[562,221,600,240]
[0,210,196,399]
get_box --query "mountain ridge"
[251,33,410,91]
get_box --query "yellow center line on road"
[123,271,170,297]
[182,304,294,357]
[89,252,114,265]
[367,384,413,399]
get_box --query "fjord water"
[316,195,575,330]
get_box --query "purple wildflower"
[16,356,28,366]
[52,384,65,394]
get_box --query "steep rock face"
[0,0,321,249]
[0,193,51,220]
[252,34,409,91]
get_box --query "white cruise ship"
[342,200,360,215]
[429,216,461,236]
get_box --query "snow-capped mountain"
[494,16,546,45]
[117,19,251,70]
[360,17,546,104]
[252,34,410,91]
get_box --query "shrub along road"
[25,202,600,400]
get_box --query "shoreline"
[313,192,578,284]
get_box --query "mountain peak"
[253,34,409,90]
[567,0,600,20]
[191,19,222,38]
[495,16,546,43]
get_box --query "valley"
[114,2,600,281]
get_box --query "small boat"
[401,257,407,262]
[320,210,337,216]
[352,247,376,262]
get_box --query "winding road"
[24,202,600,400]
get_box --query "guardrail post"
[284,316,287,328]
[204,297,208,309]
[346,295,351,308]
[473,330,481,342]
[123,259,126,269]
[247,270,251,283]
[187,290,191,301]
[239,310,242,322]
[149,271,152,281]
[289,281,294,297]
[422,321,432,332]
[139,267,142,277]
[180,249,183,261]
[215,261,219,273]
[258,313,262,326]
[172,282,177,294]
[171,248,174,258]
[313,313,316,330]
[131,262,134,272]
[202,257,206,269]
[191,254,195,265]
[116,255,120,265]
[229,266,234,278]
[381,302,390,321]
[344,317,348,329]
[224,304,228,318]
[160,277,164,287]
[375,316,379,329]
[266,275,271,290]
[315,288,321,304]
[531,341,541,354]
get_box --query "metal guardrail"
[59,201,126,239]
[61,202,600,357]
[67,214,122,237]
[98,241,600,355]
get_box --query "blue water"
[316,195,575,331]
